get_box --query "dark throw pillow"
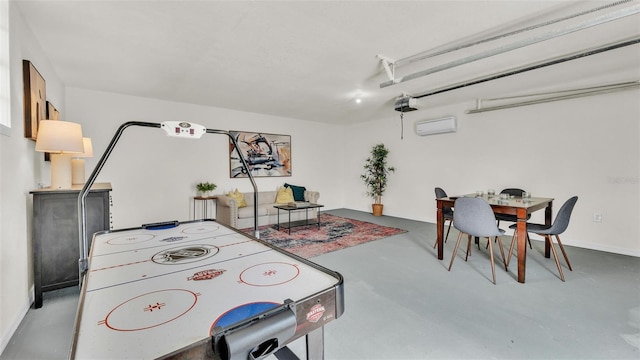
[284,183,306,202]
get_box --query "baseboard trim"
[562,239,640,258]
[506,231,640,257]
[0,286,33,356]
[423,219,640,258]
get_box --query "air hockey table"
[71,122,344,360]
[70,219,344,359]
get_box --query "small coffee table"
[274,203,324,234]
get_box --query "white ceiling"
[14,0,640,125]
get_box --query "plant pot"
[372,204,384,216]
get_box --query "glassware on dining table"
[500,193,509,200]
[476,190,484,197]
[487,189,495,196]
[523,191,532,202]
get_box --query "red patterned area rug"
[241,214,407,258]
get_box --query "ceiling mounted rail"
[465,81,640,114]
[379,3,640,88]
[407,36,640,100]
[393,0,634,68]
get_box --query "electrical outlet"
[593,213,602,222]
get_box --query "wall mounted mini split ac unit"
[414,116,457,136]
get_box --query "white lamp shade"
[35,120,84,154]
[77,137,94,158]
[71,138,94,185]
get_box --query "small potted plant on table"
[196,182,217,197]
[361,143,395,216]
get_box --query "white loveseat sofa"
[216,189,320,229]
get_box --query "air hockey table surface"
[70,220,344,359]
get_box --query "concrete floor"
[2,209,639,359]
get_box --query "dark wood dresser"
[30,183,111,308]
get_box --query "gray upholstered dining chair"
[448,197,508,284]
[433,187,454,249]
[507,196,578,281]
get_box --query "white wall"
[344,87,640,256]
[64,88,346,229]
[0,2,66,352]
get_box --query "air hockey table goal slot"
[141,220,180,230]
[213,305,297,360]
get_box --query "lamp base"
[72,158,86,185]
[50,153,73,189]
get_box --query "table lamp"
[71,137,94,185]
[35,120,84,189]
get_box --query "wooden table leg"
[516,208,528,283]
[436,200,444,260]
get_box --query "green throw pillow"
[284,183,306,202]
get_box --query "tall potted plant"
[361,143,395,216]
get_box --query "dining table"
[436,194,554,283]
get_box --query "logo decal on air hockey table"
[306,304,326,323]
[188,268,226,281]
[152,244,220,264]
[98,289,199,331]
[238,262,300,287]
